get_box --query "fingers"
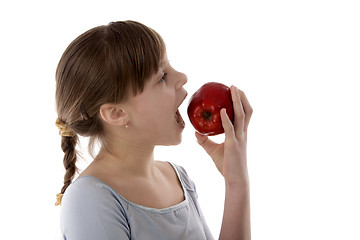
[237,89,253,132]
[230,86,253,135]
[230,86,245,136]
[220,108,236,140]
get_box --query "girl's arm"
[196,86,253,240]
[220,179,251,239]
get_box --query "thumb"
[195,131,217,156]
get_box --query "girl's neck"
[94,142,158,179]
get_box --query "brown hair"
[55,20,166,195]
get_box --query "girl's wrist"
[225,176,250,192]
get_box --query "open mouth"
[175,109,185,127]
[175,92,187,128]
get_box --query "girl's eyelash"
[159,73,167,82]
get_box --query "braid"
[55,117,100,206]
[60,135,79,194]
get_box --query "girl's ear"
[99,103,129,126]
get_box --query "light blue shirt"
[60,162,214,240]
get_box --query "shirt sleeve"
[60,177,130,240]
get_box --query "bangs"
[105,21,166,101]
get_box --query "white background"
[1,0,359,239]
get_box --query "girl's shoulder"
[60,177,131,239]
[166,162,196,193]
[62,175,121,206]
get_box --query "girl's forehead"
[160,53,169,65]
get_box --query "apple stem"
[203,112,212,121]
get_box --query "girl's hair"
[55,20,166,195]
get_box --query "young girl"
[55,20,252,240]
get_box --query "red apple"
[187,82,234,136]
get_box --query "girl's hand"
[195,86,253,185]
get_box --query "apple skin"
[187,82,234,136]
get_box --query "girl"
[55,20,252,240]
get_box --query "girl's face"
[124,54,188,146]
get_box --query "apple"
[187,82,234,136]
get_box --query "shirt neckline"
[75,162,189,214]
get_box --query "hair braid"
[60,135,79,194]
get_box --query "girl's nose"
[176,72,188,89]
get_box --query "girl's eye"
[159,73,167,83]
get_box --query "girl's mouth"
[175,109,185,127]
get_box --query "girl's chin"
[158,133,183,146]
